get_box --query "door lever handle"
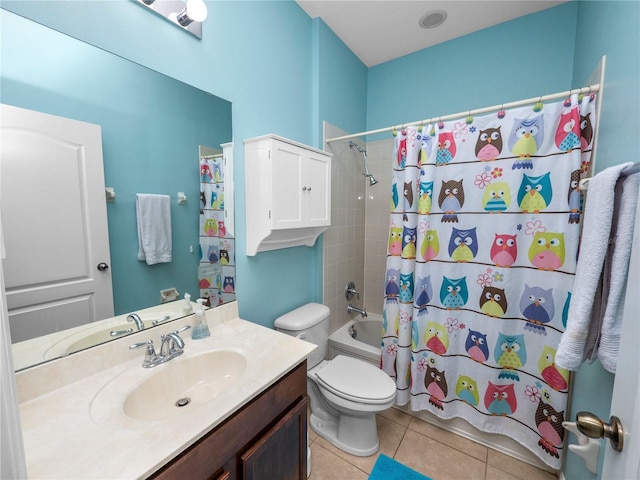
[576,411,624,452]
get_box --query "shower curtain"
[380,94,597,469]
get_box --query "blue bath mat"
[368,454,432,480]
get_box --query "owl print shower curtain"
[380,94,597,469]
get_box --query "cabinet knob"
[302,186,307,191]
[307,186,312,192]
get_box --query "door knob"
[576,411,624,452]
[97,262,109,271]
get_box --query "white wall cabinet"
[244,135,332,256]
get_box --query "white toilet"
[275,303,396,458]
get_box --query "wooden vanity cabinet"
[150,361,308,480]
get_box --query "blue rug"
[368,454,432,480]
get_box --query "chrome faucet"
[129,325,191,368]
[347,304,368,318]
[127,313,145,331]
[160,332,186,359]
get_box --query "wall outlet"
[160,287,179,303]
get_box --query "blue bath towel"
[368,454,432,480]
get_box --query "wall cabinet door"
[272,141,305,228]
[240,398,308,480]
[304,151,330,227]
[271,139,330,230]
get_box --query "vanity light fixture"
[135,0,207,39]
[175,0,208,26]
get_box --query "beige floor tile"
[485,465,522,480]
[395,429,486,480]
[487,449,557,480]
[408,416,488,462]
[312,415,407,474]
[379,406,413,427]
[308,442,368,480]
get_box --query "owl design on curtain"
[555,107,581,152]
[448,227,478,262]
[435,132,457,166]
[568,169,581,224]
[440,276,468,310]
[535,401,565,458]
[485,382,517,416]
[528,232,565,271]
[421,230,440,262]
[455,375,479,406]
[418,181,434,214]
[509,115,544,169]
[495,333,527,381]
[425,364,448,410]
[439,179,465,223]
[521,284,555,335]
[518,173,553,213]
[475,127,503,161]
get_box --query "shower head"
[349,141,366,154]
[349,141,378,187]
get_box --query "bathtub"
[328,315,381,367]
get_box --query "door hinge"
[269,210,271,219]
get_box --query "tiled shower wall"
[323,122,394,333]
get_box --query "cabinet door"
[304,151,331,227]
[241,398,308,480]
[272,141,304,229]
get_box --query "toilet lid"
[315,355,396,404]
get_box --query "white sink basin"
[90,345,249,424]
[123,350,247,421]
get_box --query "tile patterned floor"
[308,408,558,480]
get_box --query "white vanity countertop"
[16,302,316,479]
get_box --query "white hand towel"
[597,172,639,372]
[136,194,172,265]
[556,162,637,371]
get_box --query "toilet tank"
[274,303,330,368]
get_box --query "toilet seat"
[315,355,396,405]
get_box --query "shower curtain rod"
[325,84,601,144]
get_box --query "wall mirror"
[1,10,234,371]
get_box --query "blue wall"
[2,3,638,477]
[366,2,578,137]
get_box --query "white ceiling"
[296,1,566,67]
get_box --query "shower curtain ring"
[534,97,543,112]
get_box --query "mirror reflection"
[1,11,233,370]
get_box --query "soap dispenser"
[183,293,193,314]
[191,298,210,339]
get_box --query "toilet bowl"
[275,303,396,458]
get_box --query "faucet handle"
[174,324,192,334]
[129,339,153,350]
[129,340,161,368]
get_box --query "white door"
[601,187,640,479]
[0,104,113,342]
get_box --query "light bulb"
[176,0,207,26]
[186,0,207,22]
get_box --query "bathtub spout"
[347,304,367,318]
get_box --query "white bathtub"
[328,315,381,367]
